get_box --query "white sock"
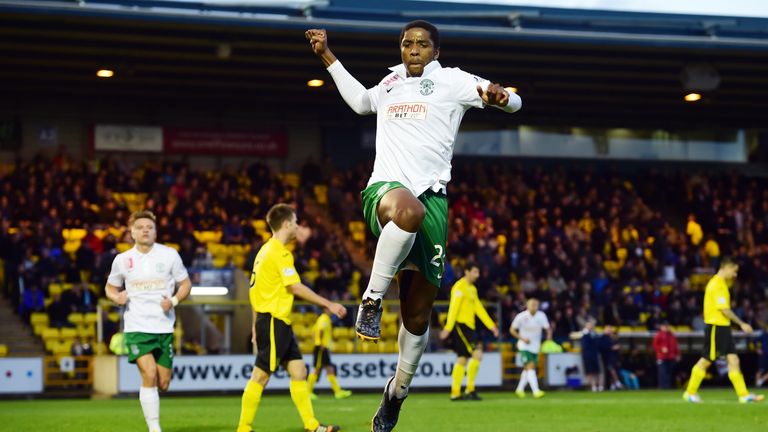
[527,369,540,393]
[139,386,161,432]
[516,370,529,392]
[390,324,428,399]
[362,222,416,301]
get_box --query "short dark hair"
[129,210,156,226]
[400,20,440,50]
[266,204,295,232]
[464,262,479,273]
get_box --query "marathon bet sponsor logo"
[386,102,428,120]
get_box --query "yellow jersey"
[249,238,301,324]
[313,313,332,348]
[703,274,730,326]
[444,277,496,332]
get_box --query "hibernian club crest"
[419,79,434,95]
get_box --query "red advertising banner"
[164,128,288,157]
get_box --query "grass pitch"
[1,389,765,431]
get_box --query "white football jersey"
[511,310,550,354]
[365,61,490,196]
[107,243,189,333]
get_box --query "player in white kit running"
[306,20,522,431]
[106,210,192,432]
[510,298,552,399]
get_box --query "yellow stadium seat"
[108,226,126,239]
[68,313,84,325]
[60,327,77,339]
[348,221,365,234]
[30,312,49,326]
[438,312,448,326]
[379,341,397,353]
[42,328,60,341]
[0,344,7,357]
[231,244,250,255]
[334,340,354,353]
[253,219,268,235]
[165,243,180,251]
[54,340,73,355]
[212,257,229,268]
[193,230,223,244]
[62,228,87,242]
[93,228,109,240]
[33,324,47,336]
[281,173,300,189]
[351,231,365,243]
[208,243,229,257]
[117,242,132,252]
[381,324,398,339]
[61,283,73,292]
[107,312,120,322]
[299,340,314,354]
[382,312,398,325]
[84,313,98,324]
[332,328,348,339]
[48,283,62,296]
[289,313,303,325]
[63,241,81,255]
[304,312,318,326]
[292,325,310,339]
[360,342,378,353]
[78,325,96,338]
[232,255,247,269]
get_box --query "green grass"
[1,390,766,431]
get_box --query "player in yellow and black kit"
[308,309,352,400]
[237,204,347,432]
[683,258,764,403]
[439,262,499,401]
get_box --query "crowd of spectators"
[2,155,767,359]
[419,162,768,340]
[0,153,356,327]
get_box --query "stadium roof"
[1,0,767,128]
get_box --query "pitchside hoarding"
[117,353,501,392]
[0,358,43,394]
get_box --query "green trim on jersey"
[520,350,539,365]
[361,181,448,287]
[125,332,174,369]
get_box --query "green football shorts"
[361,181,448,288]
[125,332,174,369]
[520,350,539,365]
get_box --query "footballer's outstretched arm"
[289,282,348,319]
[306,28,373,115]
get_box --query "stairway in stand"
[0,297,45,356]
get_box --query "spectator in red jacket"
[653,321,680,389]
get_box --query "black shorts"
[582,353,600,374]
[702,324,736,361]
[312,346,332,373]
[451,324,478,358]
[255,313,302,373]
